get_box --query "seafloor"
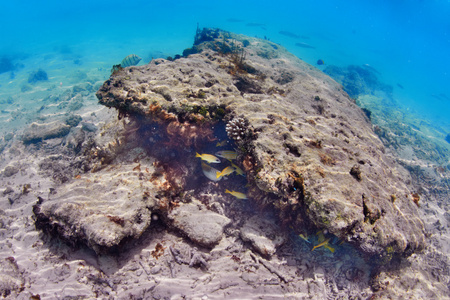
[0,28,449,299]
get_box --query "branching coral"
[226,117,249,141]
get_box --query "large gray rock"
[22,121,71,144]
[240,215,286,258]
[96,28,425,259]
[33,159,158,253]
[167,199,231,248]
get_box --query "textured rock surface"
[34,156,159,253]
[0,257,24,298]
[167,199,231,248]
[0,28,444,299]
[240,215,286,257]
[96,28,425,258]
[22,121,71,144]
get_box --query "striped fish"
[120,54,141,68]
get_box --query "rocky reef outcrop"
[88,28,425,260]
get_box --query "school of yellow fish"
[198,141,341,255]
[298,231,338,254]
[196,140,247,200]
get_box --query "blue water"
[1,0,450,131]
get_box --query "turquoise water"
[1,0,449,131]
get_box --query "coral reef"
[324,65,393,98]
[23,28,442,298]
[96,28,425,261]
[225,116,250,141]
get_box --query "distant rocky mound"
[324,64,393,99]
[35,28,426,263]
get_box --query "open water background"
[1,0,449,132]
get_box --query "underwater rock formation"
[0,257,24,298]
[95,28,425,259]
[28,68,48,84]
[324,65,393,99]
[0,56,15,74]
[33,160,158,253]
[22,121,71,144]
[240,216,286,258]
[166,199,231,248]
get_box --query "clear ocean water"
[1,0,449,131]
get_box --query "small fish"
[317,59,325,65]
[298,233,311,243]
[295,42,315,49]
[397,83,404,89]
[216,166,235,179]
[323,244,335,253]
[216,140,228,147]
[279,30,300,39]
[196,152,221,163]
[225,189,247,199]
[121,54,142,68]
[231,163,245,176]
[201,162,222,182]
[216,150,237,160]
[311,239,330,252]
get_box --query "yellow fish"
[196,152,220,163]
[298,233,311,243]
[215,150,238,160]
[311,239,330,252]
[231,163,245,176]
[216,166,235,179]
[216,141,228,147]
[201,162,222,182]
[317,231,326,243]
[225,189,247,199]
[323,244,335,253]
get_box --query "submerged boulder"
[33,158,159,253]
[22,121,71,144]
[96,28,425,259]
[166,199,231,248]
[28,68,48,84]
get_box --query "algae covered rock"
[33,159,159,253]
[95,28,425,259]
